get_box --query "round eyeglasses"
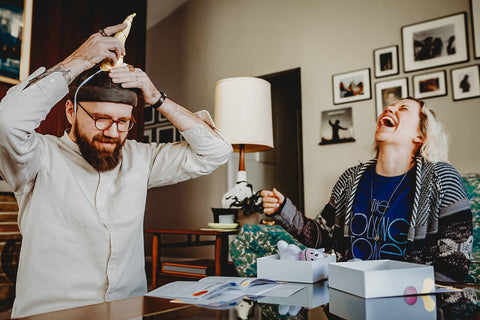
[77,102,136,132]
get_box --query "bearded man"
[0,23,232,318]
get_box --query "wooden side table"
[145,228,238,288]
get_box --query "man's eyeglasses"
[77,102,136,132]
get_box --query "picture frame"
[0,0,33,84]
[471,0,480,59]
[319,107,355,145]
[402,12,468,72]
[332,68,371,105]
[156,125,176,143]
[175,128,184,142]
[412,70,447,99]
[211,208,238,224]
[375,78,408,119]
[451,64,480,101]
[143,106,155,125]
[373,45,399,78]
[143,129,153,143]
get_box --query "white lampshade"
[214,77,274,152]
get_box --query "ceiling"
[147,0,188,30]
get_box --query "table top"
[17,296,188,320]
[145,228,238,235]
[18,282,480,320]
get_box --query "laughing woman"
[261,97,472,282]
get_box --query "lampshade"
[214,77,274,152]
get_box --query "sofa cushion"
[462,175,480,283]
[230,224,306,277]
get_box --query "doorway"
[261,68,304,212]
[227,68,304,212]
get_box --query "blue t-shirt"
[351,166,415,261]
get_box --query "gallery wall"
[144,0,480,256]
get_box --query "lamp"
[214,77,274,208]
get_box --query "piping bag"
[100,13,136,71]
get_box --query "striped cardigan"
[276,157,473,281]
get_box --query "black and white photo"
[402,13,468,72]
[319,107,355,145]
[451,64,480,100]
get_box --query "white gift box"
[328,259,435,298]
[257,253,336,283]
[329,288,437,320]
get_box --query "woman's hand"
[260,188,285,215]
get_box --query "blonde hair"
[416,98,449,163]
[374,97,449,163]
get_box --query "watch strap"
[151,91,167,109]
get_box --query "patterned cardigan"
[275,157,473,282]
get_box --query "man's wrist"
[151,91,167,109]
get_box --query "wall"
[145,0,480,255]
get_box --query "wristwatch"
[151,91,167,109]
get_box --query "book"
[161,259,214,277]
[147,276,288,308]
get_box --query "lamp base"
[221,171,253,208]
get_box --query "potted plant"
[226,183,263,227]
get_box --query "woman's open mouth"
[380,115,397,128]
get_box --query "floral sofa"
[463,174,480,283]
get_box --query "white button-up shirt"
[0,69,232,318]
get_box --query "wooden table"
[145,228,238,288]
[16,285,480,320]
[16,296,189,320]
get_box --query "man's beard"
[73,123,125,172]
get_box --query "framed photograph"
[374,45,399,78]
[451,64,480,101]
[332,68,371,104]
[0,0,33,84]
[156,125,176,143]
[175,128,184,142]
[402,12,468,72]
[157,111,167,122]
[375,78,408,119]
[143,129,153,143]
[319,107,355,145]
[143,106,155,125]
[412,70,447,99]
[471,0,480,59]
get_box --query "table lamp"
[214,77,274,208]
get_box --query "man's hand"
[28,23,128,86]
[108,65,161,105]
[260,188,285,215]
[62,23,127,80]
